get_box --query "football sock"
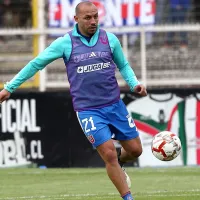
[122,191,134,200]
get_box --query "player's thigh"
[109,99,139,140]
[120,136,143,157]
[96,139,118,164]
[77,110,112,148]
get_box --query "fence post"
[140,27,147,86]
[122,33,128,58]
[38,0,46,92]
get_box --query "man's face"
[74,4,98,37]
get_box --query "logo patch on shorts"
[87,135,95,144]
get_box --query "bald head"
[75,1,96,15]
[74,1,98,37]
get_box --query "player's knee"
[130,146,143,158]
[135,147,143,158]
[103,149,118,165]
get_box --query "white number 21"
[82,117,96,133]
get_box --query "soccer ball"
[151,131,182,161]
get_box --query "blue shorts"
[76,99,139,147]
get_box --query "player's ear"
[74,16,78,23]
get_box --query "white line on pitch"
[1,190,200,200]
[0,193,117,200]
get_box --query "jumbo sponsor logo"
[77,62,110,73]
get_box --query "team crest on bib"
[87,135,95,144]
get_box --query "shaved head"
[74,1,99,37]
[75,1,96,15]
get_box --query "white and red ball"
[151,131,182,161]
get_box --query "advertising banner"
[49,0,155,28]
[0,96,43,167]
[0,92,96,168]
[122,92,200,167]
[0,91,200,168]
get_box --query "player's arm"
[107,32,147,96]
[0,36,70,103]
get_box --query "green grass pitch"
[0,167,199,200]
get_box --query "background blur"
[0,0,200,169]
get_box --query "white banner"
[48,0,155,28]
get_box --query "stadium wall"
[0,89,200,168]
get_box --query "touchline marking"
[141,189,200,194]
[53,197,115,200]
[0,193,117,200]
[144,194,200,197]
[1,190,200,200]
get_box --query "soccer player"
[0,2,147,200]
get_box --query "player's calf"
[118,148,131,189]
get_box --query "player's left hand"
[134,84,147,96]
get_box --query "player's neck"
[77,26,92,42]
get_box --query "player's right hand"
[0,89,11,104]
